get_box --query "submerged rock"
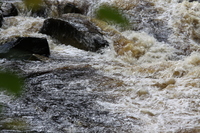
[40,14,108,52]
[0,3,18,17]
[0,37,50,60]
[90,18,148,58]
[31,6,47,18]
[16,0,47,18]
[58,1,91,16]
[63,3,83,14]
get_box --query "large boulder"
[40,14,108,52]
[0,37,50,60]
[0,3,18,17]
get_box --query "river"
[0,0,200,133]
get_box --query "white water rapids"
[1,0,200,132]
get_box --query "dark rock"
[0,12,3,27]
[146,18,170,43]
[31,6,47,18]
[40,14,109,52]
[63,3,83,14]
[0,37,50,60]
[189,0,198,2]
[0,3,18,17]
[178,0,199,2]
[55,1,87,17]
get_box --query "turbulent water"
[1,0,200,133]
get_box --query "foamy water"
[1,0,200,132]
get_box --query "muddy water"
[1,0,200,133]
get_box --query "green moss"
[0,71,24,97]
[0,119,29,131]
[23,0,43,11]
[95,4,130,29]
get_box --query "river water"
[1,0,200,133]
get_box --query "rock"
[0,12,3,27]
[0,37,50,60]
[152,78,176,90]
[31,6,47,18]
[0,3,18,17]
[63,3,83,14]
[90,18,147,58]
[137,88,149,96]
[21,0,47,18]
[178,0,199,2]
[189,0,199,2]
[40,14,109,52]
[56,1,89,16]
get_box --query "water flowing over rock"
[0,3,18,17]
[2,0,200,133]
[168,1,200,56]
[63,3,83,14]
[58,0,92,15]
[30,6,47,18]
[0,37,50,60]
[40,14,109,52]
[90,18,151,58]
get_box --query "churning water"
[1,0,200,132]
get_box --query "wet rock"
[140,110,155,116]
[189,0,199,2]
[91,18,147,58]
[63,3,83,14]
[178,0,200,2]
[137,88,149,96]
[40,14,109,52]
[15,64,140,132]
[31,6,47,18]
[0,37,50,60]
[0,3,18,17]
[20,0,47,18]
[0,12,3,27]
[152,78,176,90]
[57,1,91,16]
[0,118,29,131]
[23,2,47,18]
[145,19,170,43]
